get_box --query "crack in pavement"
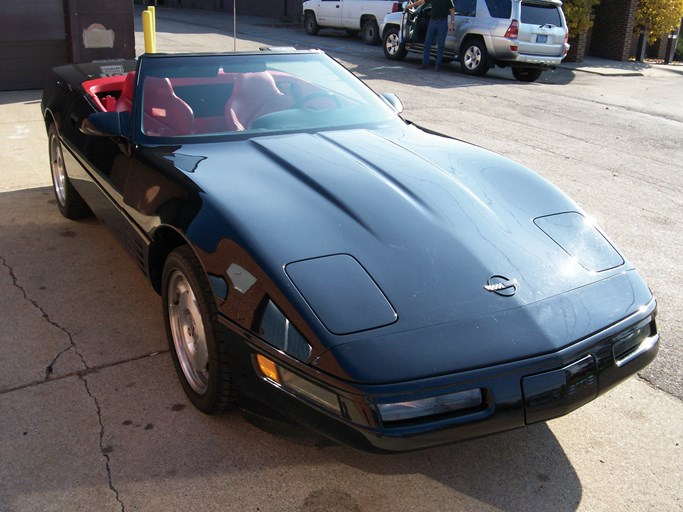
[0,254,87,379]
[0,254,126,512]
[80,374,126,512]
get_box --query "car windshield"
[135,52,400,142]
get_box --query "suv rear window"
[484,0,511,19]
[521,3,563,26]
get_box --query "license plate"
[536,34,548,43]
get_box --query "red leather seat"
[225,72,291,131]
[115,71,136,112]
[142,77,194,136]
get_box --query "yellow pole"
[148,6,157,50]
[142,10,156,53]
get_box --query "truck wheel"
[512,67,543,82]
[460,39,489,77]
[383,26,407,61]
[304,12,319,35]
[361,19,380,45]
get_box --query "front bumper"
[224,299,658,452]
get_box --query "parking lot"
[1,7,681,511]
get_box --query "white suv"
[382,0,569,82]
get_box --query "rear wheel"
[512,67,543,82]
[304,12,319,35]
[163,246,236,414]
[361,19,380,45]
[383,26,407,61]
[460,39,489,76]
[47,123,91,219]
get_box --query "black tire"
[383,26,407,61]
[460,39,489,77]
[512,67,543,82]
[47,123,92,220]
[304,12,319,35]
[162,246,237,414]
[361,19,380,45]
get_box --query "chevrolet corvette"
[41,50,658,451]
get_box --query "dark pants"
[422,18,449,67]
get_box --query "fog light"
[378,389,483,423]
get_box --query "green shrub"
[563,0,601,39]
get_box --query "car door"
[318,0,343,25]
[451,0,477,53]
[60,92,134,246]
[402,5,431,44]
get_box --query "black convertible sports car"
[42,49,658,451]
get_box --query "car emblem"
[484,275,518,297]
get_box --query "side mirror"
[380,92,404,114]
[80,111,131,138]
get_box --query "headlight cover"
[377,389,483,423]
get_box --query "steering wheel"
[292,92,342,111]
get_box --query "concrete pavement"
[1,7,681,512]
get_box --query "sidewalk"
[558,56,683,77]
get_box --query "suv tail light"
[504,20,519,39]
[392,2,402,12]
[563,30,569,56]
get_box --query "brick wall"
[589,0,638,61]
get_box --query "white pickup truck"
[303,0,402,44]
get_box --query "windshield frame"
[131,51,404,145]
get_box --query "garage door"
[0,0,68,91]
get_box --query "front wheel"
[361,19,380,45]
[162,246,237,414]
[383,26,407,61]
[460,39,489,77]
[512,67,543,82]
[47,123,91,219]
[304,12,319,35]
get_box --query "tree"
[563,0,602,39]
[636,0,683,43]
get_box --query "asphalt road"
[0,7,681,512]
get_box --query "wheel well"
[382,23,399,39]
[360,15,377,27]
[44,110,56,130]
[459,34,493,65]
[147,227,190,294]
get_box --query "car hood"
[154,124,646,380]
